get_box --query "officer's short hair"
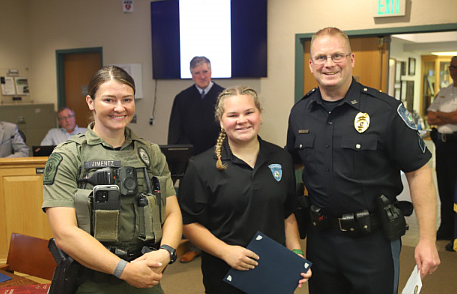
[88,65,136,99]
[190,56,211,73]
[310,27,352,56]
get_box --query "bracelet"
[113,259,128,278]
[292,249,304,255]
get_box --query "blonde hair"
[214,86,262,170]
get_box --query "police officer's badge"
[43,153,63,185]
[138,147,150,166]
[268,164,282,182]
[397,104,417,130]
[354,112,370,133]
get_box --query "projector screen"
[151,0,267,79]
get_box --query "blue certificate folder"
[0,272,12,283]
[223,231,312,294]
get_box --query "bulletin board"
[0,68,32,104]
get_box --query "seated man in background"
[0,121,29,157]
[41,107,87,145]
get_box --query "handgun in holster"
[48,238,88,294]
[376,195,407,240]
[294,183,312,239]
[309,204,330,231]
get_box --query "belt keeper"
[113,259,128,278]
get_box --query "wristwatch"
[159,244,177,264]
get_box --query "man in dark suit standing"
[168,56,224,156]
[168,56,224,263]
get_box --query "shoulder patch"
[138,147,151,166]
[397,104,417,130]
[43,153,63,185]
[418,135,426,153]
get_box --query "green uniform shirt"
[42,123,175,250]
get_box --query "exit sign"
[374,0,406,17]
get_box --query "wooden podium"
[0,157,53,262]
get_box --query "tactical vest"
[69,134,167,254]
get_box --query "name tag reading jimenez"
[84,161,122,169]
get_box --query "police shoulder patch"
[268,164,282,182]
[138,147,150,166]
[418,134,427,153]
[397,104,417,130]
[43,153,63,185]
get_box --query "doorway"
[56,48,103,128]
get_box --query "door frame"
[294,23,457,102]
[56,47,103,108]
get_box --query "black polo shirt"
[287,79,431,217]
[178,137,297,247]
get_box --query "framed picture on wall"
[408,58,416,75]
[400,61,406,76]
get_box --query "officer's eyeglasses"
[58,114,75,120]
[449,65,457,71]
[312,53,351,65]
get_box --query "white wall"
[1,0,456,146]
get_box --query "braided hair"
[214,86,262,170]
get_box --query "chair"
[0,233,57,280]
[18,129,26,143]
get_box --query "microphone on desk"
[0,135,14,146]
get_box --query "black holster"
[48,238,89,294]
[294,184,312,239]
[376,195,407,240]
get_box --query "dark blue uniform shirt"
[287,79,431,217]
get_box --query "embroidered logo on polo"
[43,153,63,185]
[138,147,150,166]
[397,104,417,130]
[268,164,282,182]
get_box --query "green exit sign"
[374,0,406,17]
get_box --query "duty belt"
[436,132,457,143]
[327,212,381,233]
[310,205,382,237]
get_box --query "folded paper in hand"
[223,231,312,294]
[401,265,422,294]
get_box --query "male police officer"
[427,56,457,250]
[287,27,440,294]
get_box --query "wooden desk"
[0,269,37,287]
[0,157,54,261]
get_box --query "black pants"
[307,227,401,294]
[434,139,457,237]
[201,252,246,294]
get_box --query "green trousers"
[76,280,165,294]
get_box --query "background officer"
[427,56,457,249]
[287,27,440,294]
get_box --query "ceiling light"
[431,52,457,56]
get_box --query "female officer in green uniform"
[42,66,182,294]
